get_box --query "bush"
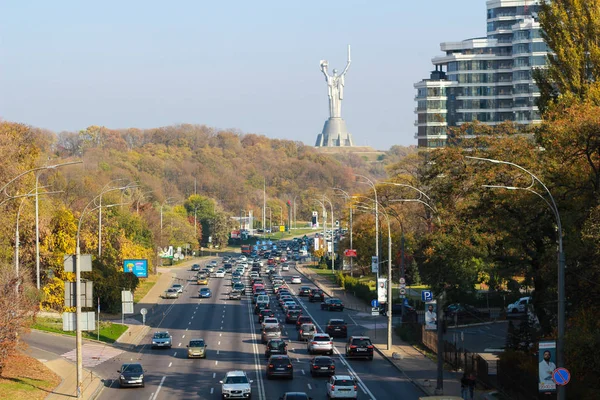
[395,323,422,344]
[335,274,374,304]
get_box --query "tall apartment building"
[414,0,548,148]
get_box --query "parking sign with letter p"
[421,290,433,302]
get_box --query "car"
[199,288,212,298]
[258,309,275,324]
[379,302,417,320]
[321,298,344,311]
[238,255,247,262]
[214,269,226,278]
[205,265,215,273]
[265,339,288,358]
[444,303,490,323]
[298,323,317,341]
[197,276,209,285]
[290,276,302,284]
[325,319,348,338]
[191,264,201,271]
[507,296,532,314]
[262,317,279,329]
[281,264,290,271]
[298,286,312,296]
[345,336,373,360]
[262,326,282,343]
[163,288,179,299]
[307,333,334,355]
[118,363,145,388]
[309,355,335,377]
[254,301,269,314]
[151,331,172,348]
[220,370,252,399]
[232,283,245,293]
[285,310,302,324]
[308,289,325,302]
[266,355,293,379]
[296,316,313,330]
[279,393,312,400]
[229,291,242,300]
[326,375,358,399]
[186,338,207,358]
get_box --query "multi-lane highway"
[33,256,425,399]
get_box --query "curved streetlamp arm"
[2,160,83,198]
[381,181,432,201]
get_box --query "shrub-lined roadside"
[32,317,127,343]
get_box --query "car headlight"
[139,374,144,379]
[120,375,125,380]
[243,388,251,393]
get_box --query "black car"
[285,310,302,324]
[444,303,490,324]
[278,392,312,400]
[118,363,145,388]
[321,298,344,311]
[266,355,294,379]
[265,339,288,358]
[309,356,335,377]
[258,309,275,323]
[325,319,348,338]
[255,302,269,314]
[298,286,312,296]
[379,303,417,320]
[345,336,374,360]
[308,289,325,302]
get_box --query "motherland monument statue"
[315,45,355,147]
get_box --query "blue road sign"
[552,368,570,386]
[421,290,433,302]
[371,299,379,308]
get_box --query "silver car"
[307,333,333,355]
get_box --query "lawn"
[0,352,61,400]
[134,273,161,303]
[32,317,128,343]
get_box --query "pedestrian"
[467,373,476,400]
[460,373,469,400]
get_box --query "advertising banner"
[312,211,318,228]
[371,256,378,273]
[123,259,149,278]
[538,341,557,393]
[377,278,387,303]
[424,300,437,330]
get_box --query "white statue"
[320,45,351,119]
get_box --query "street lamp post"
[293,194,299,230]
[266,207,272,236]
[98,179,128,258]
[323,196,335,272]
[466,156,566,400]
[355,174,379,281]
[333,188,354,277]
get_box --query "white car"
[238,255,247,262]
[220,370,252,399]
[214,269,225,278]
[326,375,358,399]
[262,317,279,329]
[291,276,302,284]
[281,264,290,271]
[507,296,531,314]
[171,284,183,293]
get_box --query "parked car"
[321,298,344,311]
[220,370,252,399]
[326,375,358,399]
[444,303,489,324]
[186,338,207,358]
[307,333,334,355]
[151,331,172,349]
[118,363,145,388]
[266,355,293,379]
[309,355,335,377]
[345,336,373,360]
[308,289,325,302]
[325,319,348,338]
[265,339,288,358]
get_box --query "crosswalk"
[61,343,124,367]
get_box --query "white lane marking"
[301,369,305,375]
[186,327,189,331]
[215,360,218,366]
[182,335,185,339]
[218,341,221,345]
[296,358,300,362]
[173,352,177,357]
[191,316,194,319]
[152,376,166,400]
[178,343,181,347]
[221,326,223,330]
[188,321,191,325]
[217,350,220,355]
[247,290,267,400]
[213,373,216,378]
[307,383,312,390]
[221,319,224,323]
[220,333,222,337]
[168,362,172,367]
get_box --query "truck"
[241,244,251,255]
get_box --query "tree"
[534,0,600,113]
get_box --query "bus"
[241,244,251,255]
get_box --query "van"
[257,295,270,304]
[507,296,531,314]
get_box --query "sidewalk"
[296,263,488,399]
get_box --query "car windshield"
[154,332,169,338]
[334,378,354,386]
[329,299,342,304]
[224,376,248,384]
[201,288,210,292]
[269,341,285,348]
[189,340,205,347]
[329,320,345,325]
[271,357,290,365]
[122,364,143,373]
[352,338,372,346]
[313,335,330,341]
[172,284,181,288]
[314,357,332,365]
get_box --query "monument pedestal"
[315,117,354,147]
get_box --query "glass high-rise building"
[414,0,548,148]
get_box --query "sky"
[0,0,486,150]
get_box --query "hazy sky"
[1,0,486,150]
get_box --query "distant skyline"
[0,0,485,150]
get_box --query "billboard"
[312,211,318,227]
[371,256,378,273]
[123,259,149,278]
[377,278,387,304]
[424,301,437,330]
[538,341,557,393]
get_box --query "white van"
[507,296,531,314]
[257,295,270,304]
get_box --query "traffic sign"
[140,308,147,315]
[371,299,379,308]
[399,277,406,284]
[399,288,406,295]
[371,307,379,316]
[421,290,433,302]
[344,249,357,257]
[552,368,570,386]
